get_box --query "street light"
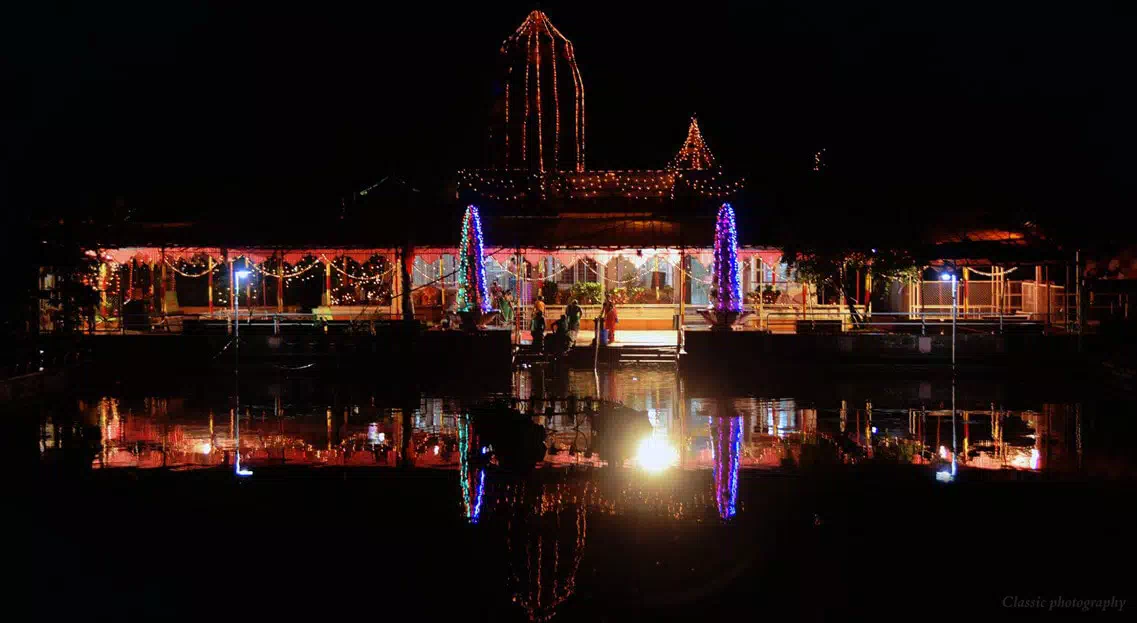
[940,270,957,366]
[234,270,250,339]
[232,270,252,477]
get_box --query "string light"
[713,203,743,312]
[812,148,827,172]
[457,168,744,201]
[670,116,715,170]
[457,205,491,313]
[499,10,585,172]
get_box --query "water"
[33,367,1131,478]
[15,365,1137,620]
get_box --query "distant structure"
[495,10,586,173]
[464,10,742,207]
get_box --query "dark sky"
[4,1,1135,243]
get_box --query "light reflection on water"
[27,366,1135,623]
[38,367,1094,478]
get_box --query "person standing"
[500,290,514,325]
[565,299,582,345]
[604,299,619,344]
[534,295,546,317]
[530,309,545,351]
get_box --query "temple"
[32,10,1077,343]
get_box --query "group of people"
[489,280,515,325]
[529,296,620,354]
[487,280,624,353]
[529,296,579,354]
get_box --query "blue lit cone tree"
[699,203,751,330]
[456,205,501,331]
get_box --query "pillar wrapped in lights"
[699,203,751,329]
[456,205,499,330]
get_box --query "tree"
[783,245,919,326]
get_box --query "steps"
[513,344,678,367]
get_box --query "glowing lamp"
[635,436,679,473]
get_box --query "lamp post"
[939,269,959,482]
[940,271,957,366]
[233,270,252,477]
[234,270,250,342]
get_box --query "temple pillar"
[276,252,284,313]
[159,249,167,315]
[323,256,332,306]
[401,242,414,323]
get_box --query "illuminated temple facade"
[35,10,1055,336]
[39,10,810,336]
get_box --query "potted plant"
[761,285,781,304]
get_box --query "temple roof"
[670,116,716,171]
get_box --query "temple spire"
[670,115,716,170]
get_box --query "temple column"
[677,249,686,344]
[401,242,414,323]
[439,258,445,309]
[276,252,284,313]
[159,249,167,315]
[207,255,214,315]
[226,250,234,334]
[323,256,332,306]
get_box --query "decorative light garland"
[670,116,716,171]
[321,254,396,282]
[163,257,220,278]
[499,10,584,172]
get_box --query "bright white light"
[936,470,954,483]
[197,442,212,455]
[234,270,251,280]
[871,426,878,434]
[635,437,679,473]
[1029,448,1040,470]
[940,272,953,281]
[939,445,949,459]
[236,468,254,477]
[871,248,877,253]
[433,445,440,456]
[377,432,385,443]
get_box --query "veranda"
[39,246,1074,340]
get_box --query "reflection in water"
[710,414,742,520]
[35,367,1126,482]
[495,479,591,622]
[458,415,485,524]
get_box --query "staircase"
[602,345,678,365]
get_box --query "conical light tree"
[699,202,751,329]
[457,205,491,314]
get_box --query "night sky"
[4,1,1135,245]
